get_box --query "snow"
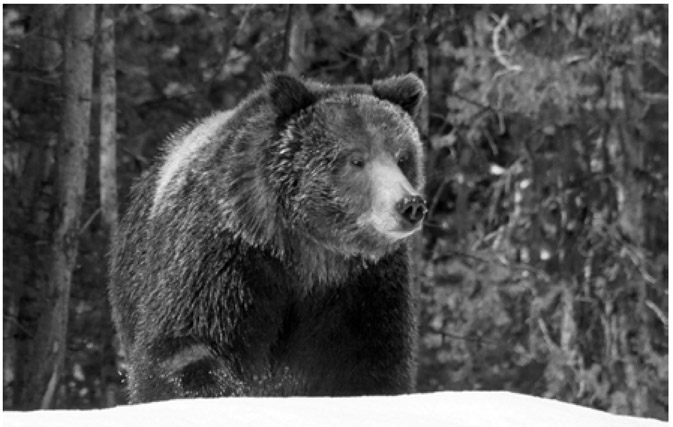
[3,391,665,427]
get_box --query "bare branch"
[424,325,499,346]
[492,14,522,74]
[645,300,668,329]
[80,207,101,234]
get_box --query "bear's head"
[265,73,427,259]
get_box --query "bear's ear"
[372,73,426,116]
[267,73,317,121]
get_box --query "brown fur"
[109,73,426,402]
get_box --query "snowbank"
[3,391,665,427]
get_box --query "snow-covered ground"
[3,391,666,427]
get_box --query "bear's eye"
[350,157,365,168]
[397,152,410,167]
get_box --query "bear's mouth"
[358,211,424,242]
[386,225,422,239]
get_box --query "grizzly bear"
[108,73,427,403]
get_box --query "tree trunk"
[407,4,432,391]
[616,29,646,249]
[613,18,649,418]
[98,5,120,408]
[6,4,62,410]
[283,4,309,75]
[21,4,95,409]
[99,4,118,238]
[409,5,431,137]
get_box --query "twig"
[605,222,657,284]
[3,314,33,338]
[453,93,489,110]
[645,300,668,329]
[480,14,522,107]
[646,58,668,77]
[121,146,149,165]
[492,14,522,74]
[428,175,450,220]
[538,318,557,350]
[431,250,550,282]
[4,69,59,86]
[80,207,101,234]
[640,92,668,104]
[424,325,498,346]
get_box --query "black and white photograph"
[2,4,668,426]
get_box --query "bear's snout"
[396,195,427,227]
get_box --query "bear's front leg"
[340,282,415,395]
[293,253,416,396]
[128,338,247,402]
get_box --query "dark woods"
[2,4,668,419]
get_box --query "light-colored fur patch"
[151,110,234,218]
[358,159,421,240]
[159,343,214,375]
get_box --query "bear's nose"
[396,195,427,226]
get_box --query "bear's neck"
[282,233,367,288]
[225,212,364,287]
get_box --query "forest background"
[2,4,668,420]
